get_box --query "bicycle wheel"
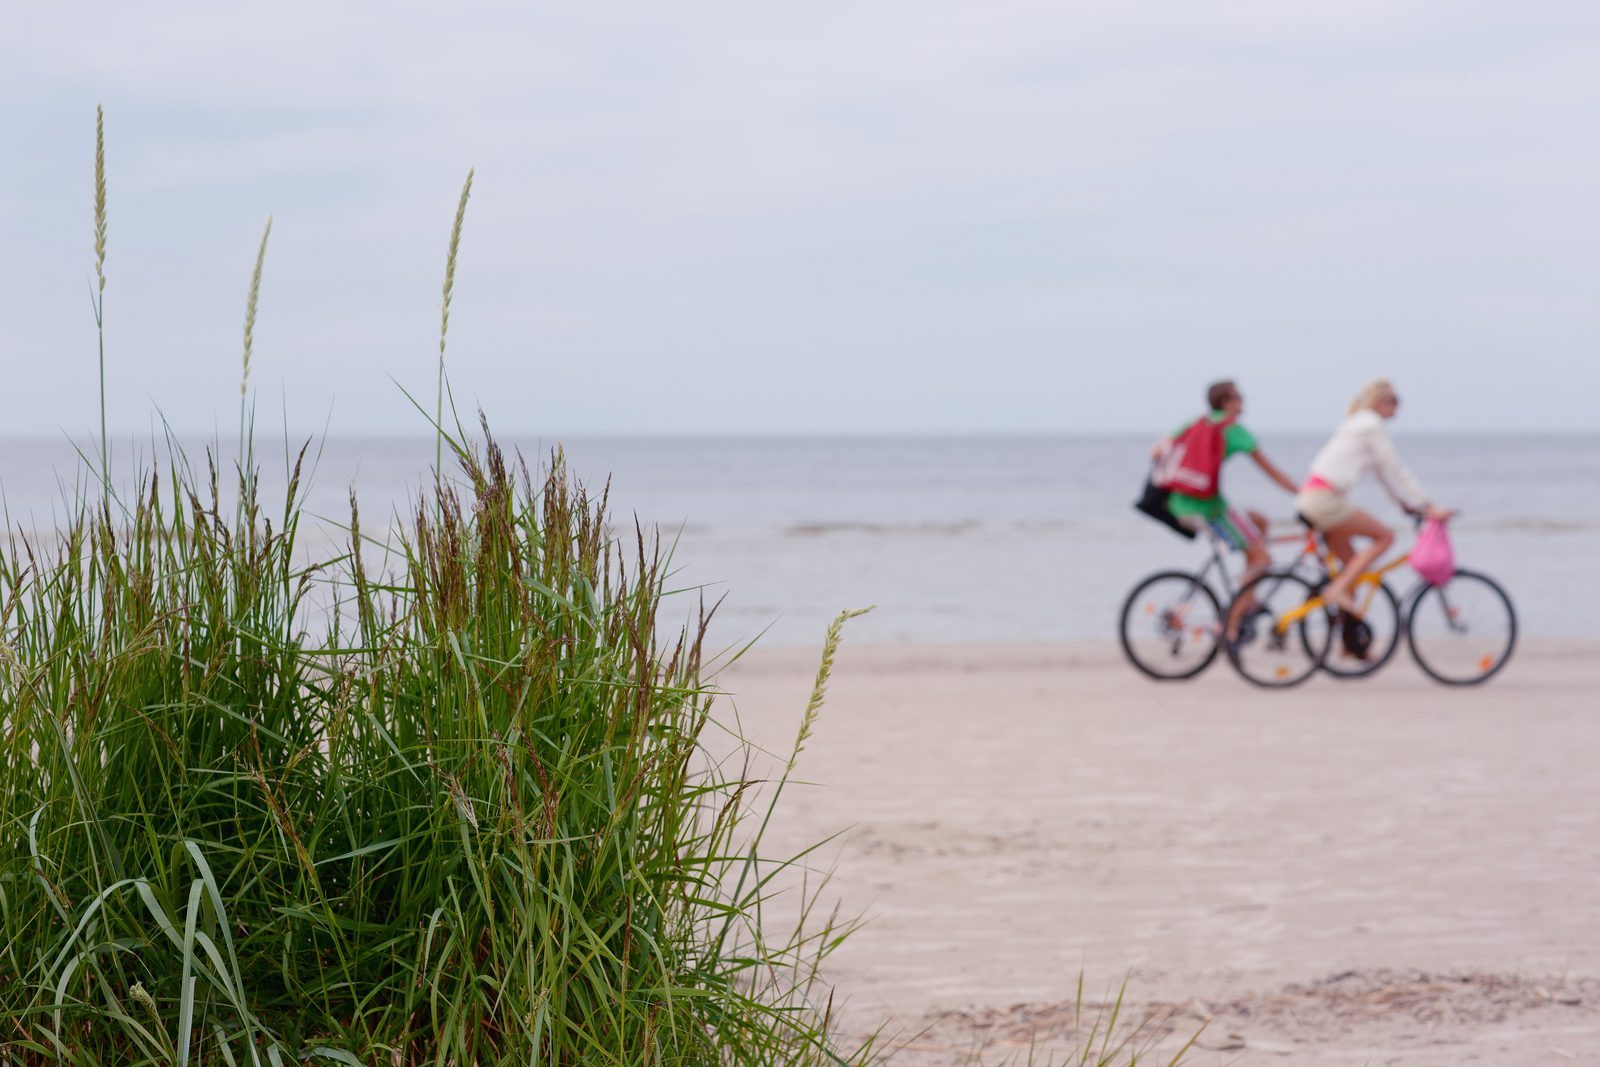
[1316,577,1402,679]
[1406,569,1517,685]
[1118,570,1222,680]
[1226,570,1333,688]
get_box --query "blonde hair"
[1348,378,1396,415]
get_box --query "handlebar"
[1404,507,1459,528]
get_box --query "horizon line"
[1,427,1596,443]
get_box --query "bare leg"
[1321,508,1393,614]
[1241,542,1271,589]
[1225,533,1273,640]
[1322,526,1356,569]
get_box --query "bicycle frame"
[1188,534,1239,602]
[1270,548,1465,635]
[1268,551,1402,632]
[1193,525,1327,606]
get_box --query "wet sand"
[721,640,1600,1064]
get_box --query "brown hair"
[1206,380,1237,411]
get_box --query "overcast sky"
[3,1,1598,437]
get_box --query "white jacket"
[1307,409,1427,510]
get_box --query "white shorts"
[1295,488,1357,530]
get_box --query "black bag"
[1134,478,1197,540]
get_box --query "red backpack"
[1156,415,1234,499]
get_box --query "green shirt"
[1166,411,1258,520]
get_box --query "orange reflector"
[1145,604,1156,615]
[1194,628,1206,639]
[1480,654,1494,671]
[1276,666,1290,679]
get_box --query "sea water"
[0,434,1594,647]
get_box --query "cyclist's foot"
[1323,585,1359,616]
[1338,611,1374,661]
[1227,607,1267,648]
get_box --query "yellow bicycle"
[1224,527,1516,688]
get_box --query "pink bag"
[1410,518,1455,586]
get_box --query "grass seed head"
[793,605,874,770]
[439,167,474,360]
[94,105,107,294]
[241,216,272,397]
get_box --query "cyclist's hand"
[1426,504,1456,522]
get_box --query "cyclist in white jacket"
[1295,379,1452,614]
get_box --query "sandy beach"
[723,640,1600,1065]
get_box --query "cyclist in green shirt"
[1154,381,1299,630]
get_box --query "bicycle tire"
[1225,570,1332,688]
[1406,568,1517,686]
[1118,570,1222,681]
[1313,578,1402,680]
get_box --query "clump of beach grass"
[0,116,870,1066]
[0,423,873,1065]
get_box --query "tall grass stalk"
[436,169,473,477]
[92,105,109,507]
[238,216,272,520]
